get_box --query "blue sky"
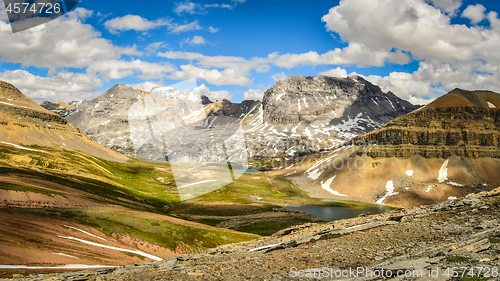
[0,0,499,104]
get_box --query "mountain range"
[57,75,419,162]
[278,88,500,207]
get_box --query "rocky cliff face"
[244,75,419,159]
[0,81,127,162]
[263,75,415,127]
[281,89,500,207]
[66,83,148,156]
[350,89,500,159]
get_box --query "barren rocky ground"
[6,187,500,281]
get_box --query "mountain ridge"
[0,81,127,162]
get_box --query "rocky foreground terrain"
[13,187,500,280]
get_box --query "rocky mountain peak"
[201,95,213,105]
[0,81,127,162]
[0,80,48,111]
[424,88,500,111]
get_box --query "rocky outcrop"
[243,75,419,159]
[40,101,76,117]
[263,75,417,128]
[350,89,500,159]
[206,99,259,118]
[200,95,213,105]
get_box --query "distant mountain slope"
[0,81,127,162]
[66,83,142,157]
[66,84,259,159]
[244,75,420,159]
[40,100,77,117]
[278,88,500,207]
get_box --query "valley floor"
[8,188,500,280]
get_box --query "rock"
[350,89,500,159]
[253,75,419,158]
[462,238,491,253]
[159,257,178,269]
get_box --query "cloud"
[320,67,348,78]
[88,60,175,81]
[204,3,233,9]
[462,4,486,24]
[104,15,201,33]
[208,26,220,33]
[0,69,102,102]
[168,20,202,33]
[0,8,139,69]
[169,64,251,86]
[194,83,232,101]
[359,59,500,105]
[321,0,498,63]
[145,42,166,56]
[174,1,204,14]
[159,51,274,86]
[158,51,271,73]
[104,15,171,32]
[271,72,287,82]
[243,89,265,101]
[428,0,462,16]
[128,80,165,92]
[181,36,206,47]
[315,0,500,103]
[0,0,8,21]
[273,45,409,68]
[361,71,436,105]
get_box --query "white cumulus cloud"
[0,69,102,102]
[208,26,220,33]
[104,15,201,34]
[243,89,265,101]
[181,36,206,47]
[462,4,486,24]
[194,84,233,101]
[320,67,348,78]
[429,0,462,16]
[271,72,287,82]
[169,64,251,86]
[88,60,175,81]
[174,1,204,14]
[0,8,139,69]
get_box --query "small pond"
[285,204,394,222]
